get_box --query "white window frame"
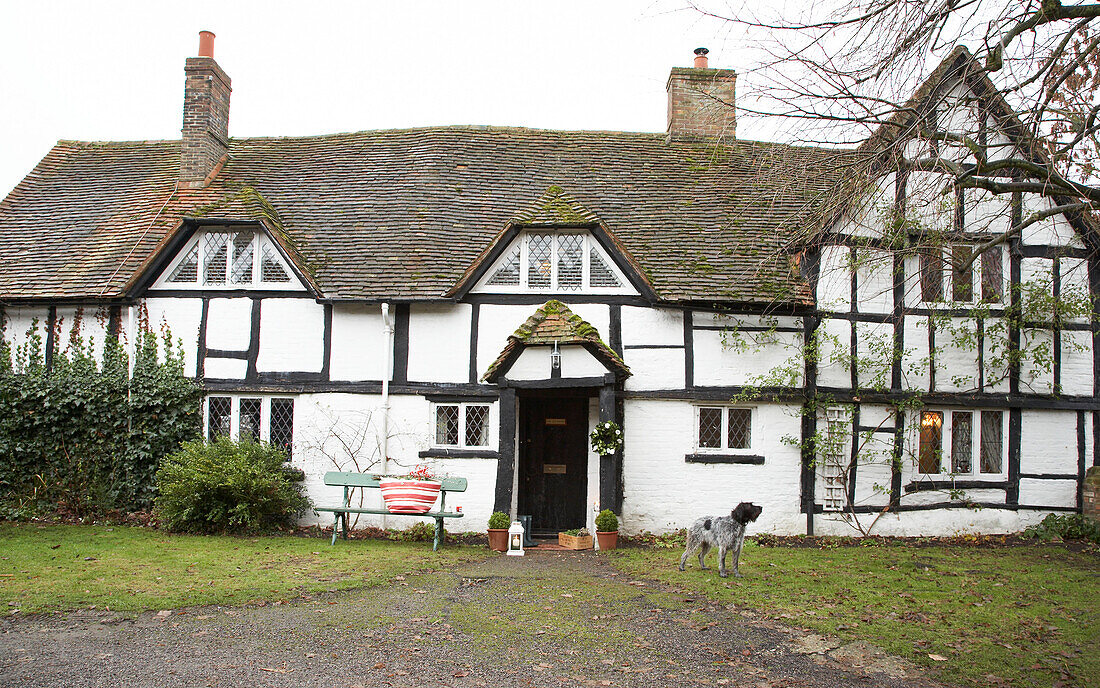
[156,227,302,291]
[430,402,495,449]
[916,408,1005,476]
[693,406,755,453]
[475,231,635,295]
[205,395,296,458]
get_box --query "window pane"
[270,398,294,459]
[981,247,1004,302]
[168,243,198,283]
[951,412,972,473]
[203,232,229,285]
[239,398,262,441]
[918,411,943,474]
[980,411,1003,473]
[557,235,583,290]
[527,233,553,288]
[728,409,751,449]
[952,244,974,302]
[487,246,521,285]
[208,397,232,441]
[698,407,722,448]
[230,231,254,284]
[260,242,291,283]
[920,247,943,302]
[589,249,621,287]
[435,405,460,445]
[465,405,490,447]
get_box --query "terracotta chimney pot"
[693,47,709,69]
[198,30,216,58]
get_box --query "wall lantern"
[551,341,561,372]
[507,520,526,556]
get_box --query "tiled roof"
[0,127,857,303]
[482,300,630,381]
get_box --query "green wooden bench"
[315,472,467,551]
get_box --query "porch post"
[598,382,620,511]
[494,384,517,514]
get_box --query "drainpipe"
[380,303,394,475]
[126,305,136,379]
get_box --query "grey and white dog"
[679,502,763,578]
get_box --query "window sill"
[685,453,765,465]
[419,448,500,459]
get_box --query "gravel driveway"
[1,549,947,687]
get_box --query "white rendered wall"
[477,304,546,377]
[329,304,386,382]
[622,306,683,346]
[623,348,685,390]
[408,303,472,384]
[507,344,607,381]
[291,392,500,530]
[620,400,805,535]
[257,299,325,373]
[53,306,109,364]
[817,318,852,389]
[816,245,851,312]
[693,329,803,387]
[205,298,252,351]
[145,298,202,375]
[2,306,48,368]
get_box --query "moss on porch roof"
[482,300,630,382]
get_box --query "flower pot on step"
[487,528,509,552]
[596,531,618,550]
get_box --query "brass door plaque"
[543,464,567,474]
[545,418,567,426]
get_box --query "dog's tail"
[703,518,712,530]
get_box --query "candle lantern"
[507,520,525,556]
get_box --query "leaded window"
[920,244,1003,304]
[433,403,491,448]
[919,409,1003,476]
[204,396,295,460]
[696,407,753,452]
[918,411,943,474]
[165,228,295,288]
[950,411,972,473]
[979,411,1003,473]
[482,232,626,292]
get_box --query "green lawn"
[611,539,1100,688]
[0,522,486,615]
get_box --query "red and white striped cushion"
[379,479,442,514]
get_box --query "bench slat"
[323,472,467,492]
[315,507,464,518]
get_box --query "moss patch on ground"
[610,539,1100,688]
[0,523,487,615]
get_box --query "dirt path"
[0,550,948,687]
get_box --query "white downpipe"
[380,303,394,529]
[126,305,136,378]
[380,303,394,474]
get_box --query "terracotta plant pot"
[596,531,618,551]
[487,528,509,552]
[378,478,441,514]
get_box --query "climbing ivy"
[0,310,201,519]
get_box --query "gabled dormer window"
[158,227,302,290]
[477,231,633,294]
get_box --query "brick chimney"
[180,31,231,187]
[666,48,737,141]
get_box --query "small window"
[433,403,491,448]
[482,232,625,292]
[919,409,1003,475]
[204,396,295,460]
[920,244,1003,305]
[918,411,943,474]
[208,396,232,441]
[696,407,753,451]
[164,228,296,289]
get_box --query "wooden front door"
[519,395,589,534]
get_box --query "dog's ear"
[731,502,750,524]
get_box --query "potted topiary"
[594,509,619,551]
[487,511,510,552]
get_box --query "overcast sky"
[0,1,760,197]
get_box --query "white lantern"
[507,520,525,556]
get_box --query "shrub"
[487,511,510,529]
[1022,513,1100,544]
[155,438,311,534]
[392,521,441,542]
[595,508,619,532]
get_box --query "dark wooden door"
[519,396,589,534]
